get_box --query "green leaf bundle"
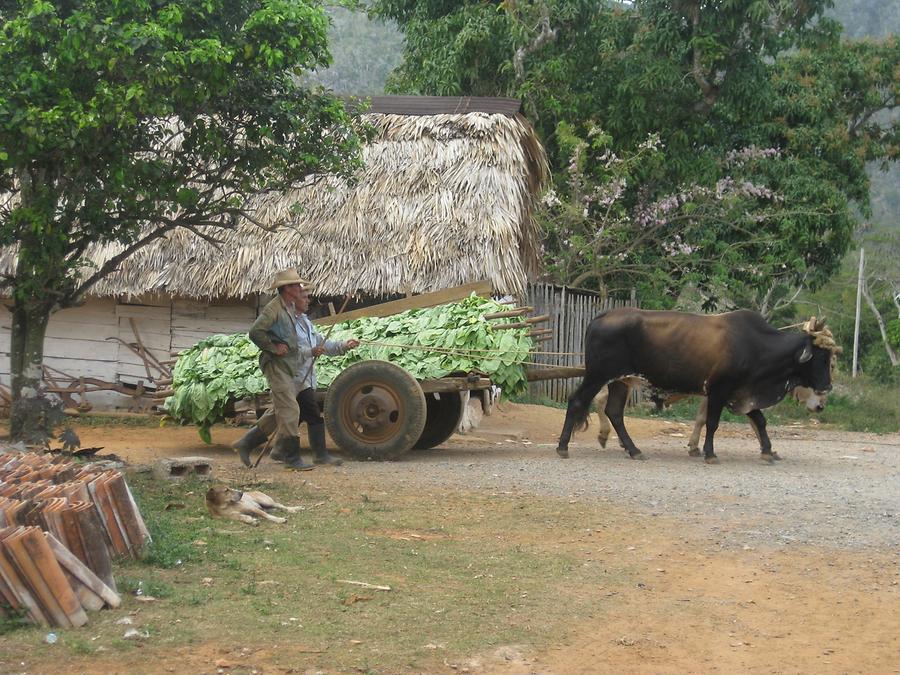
[165,295,534,440]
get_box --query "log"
[483,306,533,320]
[491,321,529,330]
[420,377,493,393]
[525,366,586,382]
[314,280,492,326]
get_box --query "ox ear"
[797,343,813,364]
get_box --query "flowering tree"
[539,125,838,313]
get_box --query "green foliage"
[0,604,30,635]
[887,319,900,350]
[318,295,533,392]
[373,0,897,312]
[165,295,533,436]
[166,333,269,441]
[0,0,365,431]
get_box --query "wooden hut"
[0,97,549,411]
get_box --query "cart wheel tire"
[325,360,426,460]
[413,392,464,450]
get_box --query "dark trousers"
[296,387,324,427]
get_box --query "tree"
[858,230,900,370]
[373,1,897,311]
[0,0,365,438]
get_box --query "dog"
[205,485,302,525]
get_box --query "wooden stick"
[336,579,391,591]
[491,321,529,330]
[525,366,587,382]
[526,328,553,337]
[128,318,154,381]
[524,314,550,324]
[252,435,274,469]
[483,307,533,320]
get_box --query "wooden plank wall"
[525,283,633,403]
[0,295,260,411]
[116,298,171,385]
[171,297,257,354]
[1,299,122,407]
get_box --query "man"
[233,269,359,470]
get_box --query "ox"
[594,383,823,459]
[556,309,838,463]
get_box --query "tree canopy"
[372,0,898,312]
[0,0,365,435]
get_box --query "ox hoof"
[760,452,776,464]
[704,455,720,465]
[687,448,702,457]
[598,437,609,449]
[556,447,569,459]
[628,451,646,461]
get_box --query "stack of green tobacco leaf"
[165,294,534,440]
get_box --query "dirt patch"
[24,400,691,467]
[1,403,897,673]
[484,544,898,674]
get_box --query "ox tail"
[568,390,593,433]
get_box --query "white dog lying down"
[205,485,302,525]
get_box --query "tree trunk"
[861,278,900,367]
[9,300,51,439]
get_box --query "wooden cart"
[297,282,586,461]
[321,360,585,461]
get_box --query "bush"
[860,349,897,385]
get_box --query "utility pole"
[852,248,864,377]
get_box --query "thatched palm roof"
[9,99,550,299]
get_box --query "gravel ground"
[353,425,900,552]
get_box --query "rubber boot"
[232,426,268,467]
[309,423,342,465]
[276,436,315,471]
[269,442,286,463]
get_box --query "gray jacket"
[249,294,345,387]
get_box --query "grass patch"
[0,605,31,636]
[68,414,161,428]
[0,475,636,672]
[613,373,897,434]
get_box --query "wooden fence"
[524,283,635,403]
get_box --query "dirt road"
[9,403,899,673]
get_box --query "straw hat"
[269,269,314,292]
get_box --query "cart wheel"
[325,360,426,460]
[413,392,464,450]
